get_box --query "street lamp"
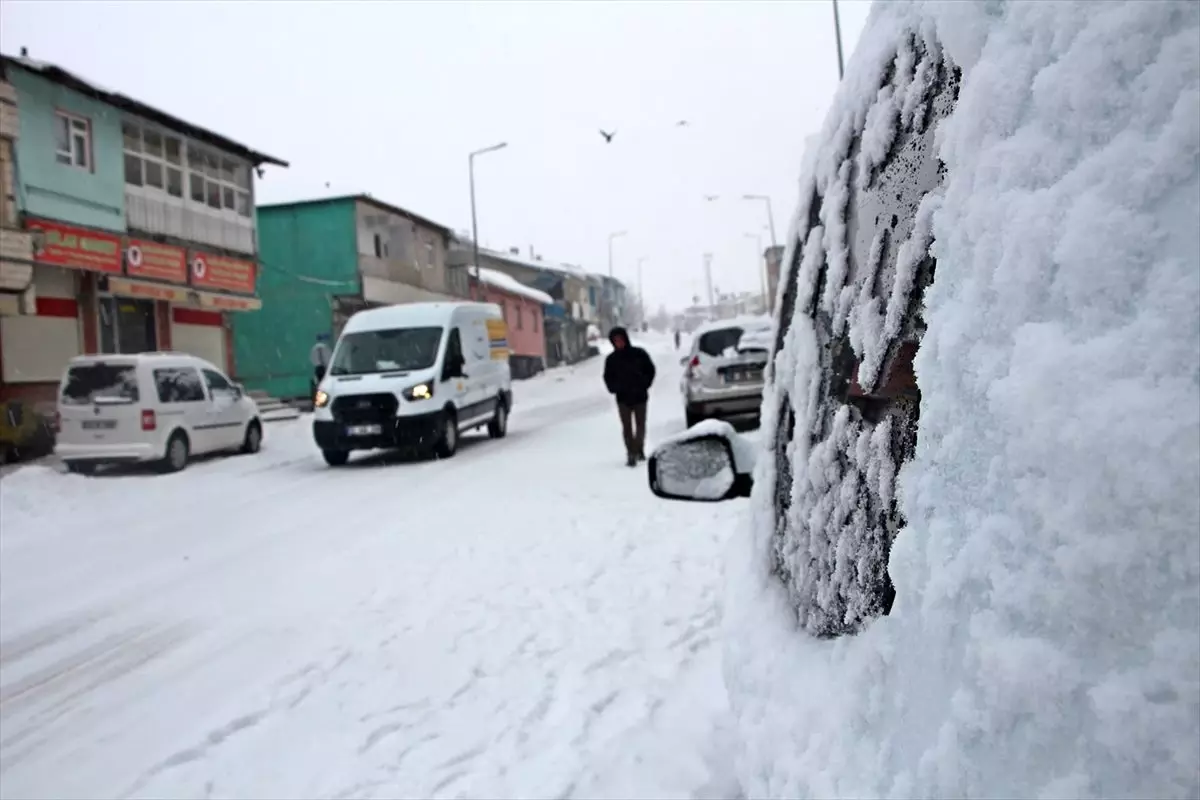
[607,230,627,278]
[742,194,778,248]
[832,0,845,81]
[469,141,508,301]
[744,232,767,311]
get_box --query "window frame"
[202,367,235,394]
[55,110,92,171]
[124,119,251,217]
[153,366,207,404]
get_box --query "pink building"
[470,267,551,379]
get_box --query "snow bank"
[725,2,1200,798]
[472,267,554,305]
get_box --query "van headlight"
[314,390,331,408]
[403,382,433,401]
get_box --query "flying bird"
[676,120,690,127]
[599,129,617,143]
[704,195,719,202]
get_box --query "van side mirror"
[444,357,466,380]
[647,422,756,502]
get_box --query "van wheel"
[435,409,459,458]
[322,449,349,467]
[161,432,190,474]
[66,461,96,476]
[488,399,508,439]
[241,420,263,454]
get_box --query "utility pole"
[742,194,778,248]
[833,0,846,81]
[468,142,508,301]
[703,252,715,321]
[744,232,766,312]
[636,256,647,327]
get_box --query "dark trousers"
[617,402,647,458]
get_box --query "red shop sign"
[190,253,256,295]
[126,239,188,284]
[28,219,122,274]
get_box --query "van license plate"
[347,424,382,436]
[82,420,117,430]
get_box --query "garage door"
[171,309,226,372]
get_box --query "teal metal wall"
[231,199,360,398]
[8,66,125,232]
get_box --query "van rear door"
[58,360,145,447]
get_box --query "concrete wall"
[355,200,453,295]
[7,66,125,232]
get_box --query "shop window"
[99,297,157,355]
[55,112,91,170]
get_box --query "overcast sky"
[0,0,871,312]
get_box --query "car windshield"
[61,363,140,405]
[328,327,444,376]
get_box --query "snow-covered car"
[650,1,1199,797]
[55,352,263,474]
[680,315,773,427]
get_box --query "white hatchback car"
[55,352,263,475]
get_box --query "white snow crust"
[725,1,1200,798]
[473,266,554,305]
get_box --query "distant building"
[234,194,458,400]
[468,267,550,379]
[0,51,286,410]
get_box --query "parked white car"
[55,352,263,475]
[680,315,773,427]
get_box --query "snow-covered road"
[0,337,748,800]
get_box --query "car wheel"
[241,420,263,454]
[322,449,349,467]
[160,431,190,474]
[66,461,96,476]
[487,399,508,439]
[435,409,459,458]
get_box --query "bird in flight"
[599,129,617,143]
[676,120,690,127]
[704,194,719,201]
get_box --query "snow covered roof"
[1,53,288,168]
[470,267,554,305]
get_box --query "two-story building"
[234,194,462,400]
[0,52,286,408]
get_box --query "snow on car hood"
[725,2,1200,799]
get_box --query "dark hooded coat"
[603,326,657,406]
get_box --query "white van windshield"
[329,327,444,376]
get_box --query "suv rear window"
[698,327,745,357]
[61,363,140,405]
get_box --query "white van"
[312,302,513,466]
[55,352,263,475]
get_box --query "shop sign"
[126,240,188,284]
[189,252,257,295]
[27,219,122,274]
[107,277,191,303]
[198,292,262,312]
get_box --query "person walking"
[603,326,656,467]
[673,329,681,350]
[309,333,332,399]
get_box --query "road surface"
[0,335,748,800]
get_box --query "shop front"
[0,217,261,407]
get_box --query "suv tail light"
[686,355,701,379]
[140,409,157,431]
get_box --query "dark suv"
[647,2,1199,798]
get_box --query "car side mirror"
[233,383,245,398]
[445,358,466,380]
[647,428,754,502]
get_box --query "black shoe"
[626,454,637,467]
[636,451,646,462]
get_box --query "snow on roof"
[726,2,1200,799]
[472,267,554,305]
[1,53,288,167]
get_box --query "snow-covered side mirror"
[648,420,755,502]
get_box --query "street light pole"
[744,233,766,312]
[742,194,778,248]
[468,141,508,301]
[607,230,627,279]
[832,0,845,81]
[636,256,647,327]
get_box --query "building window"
[425,239,435,268]
[373,233,386,258]
[533,310,540,333]
[124,119,250,215]
[99,297,157,354]
[55,111,91,170]
[516,303,524,330]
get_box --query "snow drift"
[724,1,1200,798]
